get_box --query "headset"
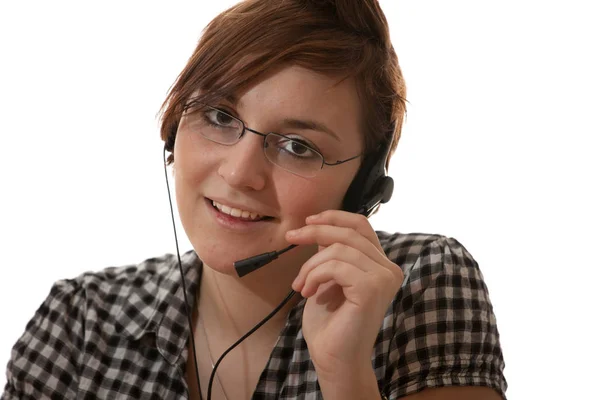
[163,121,395,400]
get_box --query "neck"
[197,244,315,339]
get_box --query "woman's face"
[173,65,363,275]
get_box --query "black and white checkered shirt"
[2,232,507,399]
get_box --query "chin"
[190,243,253,274]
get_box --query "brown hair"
[159,0,407,169]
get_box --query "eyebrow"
[224,94,238,104]
[221,94,340,141]
[281,118,341,141]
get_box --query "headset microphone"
[234,244,297,277]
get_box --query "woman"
[2,0,507,399]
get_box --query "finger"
[286,224,390,268]
[292,243,381,292]
[305,210,384,253]
[301,259,377,301]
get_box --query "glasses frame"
[189,104,362,178]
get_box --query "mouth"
[207,198,274,222]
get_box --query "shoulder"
[66,252,181,293]
[377,231,497,327]
[48,251,198,313]
[377,231,484,290]
[24,253,182,326]
[28,254,177,328]
[377,231,447,265]
[2,251,198,399]
[45,251,202,338]
[377,231,478,280]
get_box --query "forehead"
[235,65,357,110]
[229,65,364,148]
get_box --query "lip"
[205,197,275,232]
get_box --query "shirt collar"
[114,249,202,365]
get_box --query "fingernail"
[286,229,297,237]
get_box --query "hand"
[285,210,404,381]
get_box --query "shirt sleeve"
[2,279,85,400]
[385,236,507,399]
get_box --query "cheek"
[278,174,351,222]
[173,132,217,210]
[174,131,215,185]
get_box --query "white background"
[1,1,599,398]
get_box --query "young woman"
[2,1,507,399]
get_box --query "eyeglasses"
[180,104,362,178]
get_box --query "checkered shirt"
[2,232,507,399]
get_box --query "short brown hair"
[160,0,407,168]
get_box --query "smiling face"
[173,65,363,275]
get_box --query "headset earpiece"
[165,129,176,153]
[342,123,395,217]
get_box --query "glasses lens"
[264,133,323,177]
[184,105,242,144]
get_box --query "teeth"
[212,200,263,220]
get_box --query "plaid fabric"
[2,232,507,399]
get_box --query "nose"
[217,132,268,191]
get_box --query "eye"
[204,108,237,128]
[277,138,320,159]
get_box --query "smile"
[209,199,274,222]
[212,199,263,220]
